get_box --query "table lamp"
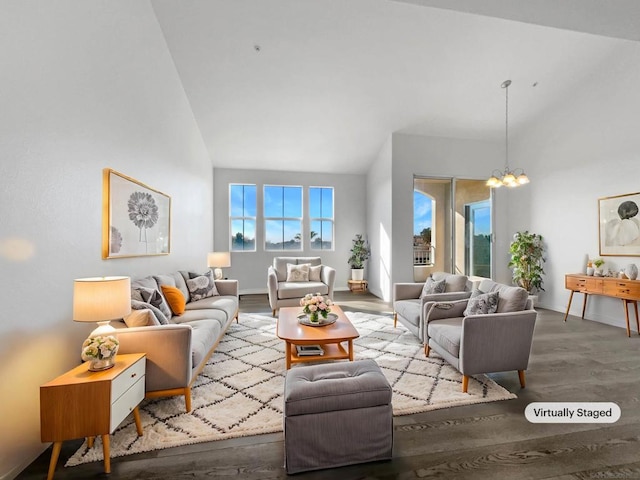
[73,276,131,336]
[207,252,231,280]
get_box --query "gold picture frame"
[102,169,171,259]
[598,191,640,256]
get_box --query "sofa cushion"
[287,263,309,282]
[394,299,421,328]
[420,277,446,298]
[131,276,158,292]
[186,270,219,301]
[130,299,169,325]
[273,257,321,282]
[185,295,238,322]
[308,264,322,282]
[277,281,328,300]
[189,320,222,368]
[161,285,186,315]
[431,272,469,293]
[477,279,529,313]
[173,307,227,328]
[463,290,499,316]
[172,272,190,303]
[428,318,464,358]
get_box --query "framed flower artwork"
[102,169,171,259]
[598,192,640,256]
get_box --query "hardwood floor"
[17,291,640,479]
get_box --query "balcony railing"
[413,246,433,266]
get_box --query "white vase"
[625,264,638,280]
[351,269,364,281]
[586,267,594,276]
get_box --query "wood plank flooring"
[17,291,640,479]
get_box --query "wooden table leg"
[635,301,640,335]
[563,290,574,321]
[46,441,62,480]
[87,436,94,448]
[285,342,291,369]
[348,340,354,361]
[623,299,631,337]
[133,406,143,436]
[102,434,111,474]
[581,293,588,319]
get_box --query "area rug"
[66,311,516,466]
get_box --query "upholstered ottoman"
[283,359,393,474]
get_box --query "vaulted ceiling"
[150,0,638,173]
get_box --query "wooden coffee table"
[277,305,360,369]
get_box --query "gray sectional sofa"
[113,270,239,412]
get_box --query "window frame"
[309,186,335,251]
[229,183,257,252]
[263,184,303,251]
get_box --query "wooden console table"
[564,273,640,337]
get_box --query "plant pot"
[586,267,594,276]
[351,269,364,281]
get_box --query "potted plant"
[593,258,605,276]
[508,231,546,297]
[348,234,371,281]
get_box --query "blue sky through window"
[414,190,432,235]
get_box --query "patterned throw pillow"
[286,263,310,282]
[134,286,172,319]
[130,299,169,325]
[161,285,186,315]
[186,270,219,301]
[463,289,499,316]
[420,276,446,298]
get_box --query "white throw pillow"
[286,263,310,282]
[308,264,322,282]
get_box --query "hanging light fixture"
[486,80,529,188]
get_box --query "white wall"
[213,168,367,294]
[509,42,640,329]
[366,136,393,300]
[0,3,212,478]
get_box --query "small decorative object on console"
[81,335,120,371]
[300,293,333,323]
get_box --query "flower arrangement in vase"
[81,335,120,371]
[300,293,333,323]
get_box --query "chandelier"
[486,80,529,188]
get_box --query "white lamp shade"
[73,276,131,322]
[207,252,231,268]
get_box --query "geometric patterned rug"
[66,311,516,466]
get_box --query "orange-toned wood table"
[277,305,360,369]
[564,273,640,337]
[40,353,146,480]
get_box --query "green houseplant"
[508,231,546,294]
[348,234,371,280]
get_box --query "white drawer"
[111,356,146,402]
[110,375,145,432]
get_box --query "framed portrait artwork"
[598,192,640,256]
[102,169,171,259]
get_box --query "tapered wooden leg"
[563,290,574,322]
[285,342,292,369]
[623,299,631,337]
[272,309,276,317]
[518,370,526,388]
[133,406,143,436]
[581,293,588,319]
[348,340,354,361]
[47,441,62,480]
[424,344,430,357]
[102,434,111,474]
[393,312,397,328]
[635,301,639,334]
[184,387,192,413]
[462,375,469,393]
[87,436,95,448]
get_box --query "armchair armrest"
[114,324,193,392]
[320,265,336,298]
[393,283,424,302]
[459,310,537,376]
[424,298,469,322]
[214,279,238,297]
[267,266,279,311]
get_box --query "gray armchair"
[423,279,537,393]
[393,272,472,341]
[267,257,336,316]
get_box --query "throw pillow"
[123,308,160,327]
[420,276,446,298]
[186,270,219,301]
[130,299,169,325]
[135,286,172,320]
[161,285,186,315]
[286,263,310,282]
[308,264,322,282]
[463,290,499,316]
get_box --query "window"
[264,185,302,251]
[230,184,256,251]
[309,187,334,250]
[413,189,434,266]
